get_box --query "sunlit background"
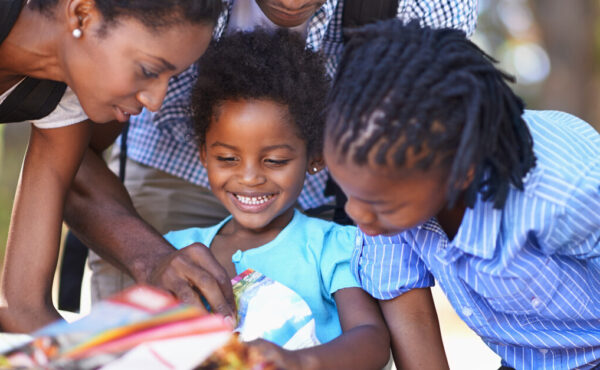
[1,1,599,368]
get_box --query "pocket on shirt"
[458,255,564,316]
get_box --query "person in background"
[0,0,220,333]
[324,19,600,370]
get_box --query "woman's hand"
[147,243,237,324]
[66,123,236,325]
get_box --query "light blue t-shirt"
[164,210,359,344]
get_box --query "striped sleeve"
[552,158,600,259]
[526,111,600,259]
[356,233,435,300]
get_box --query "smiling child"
[163,29,391,369]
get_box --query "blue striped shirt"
[353,110,600,370]
[120,0,478,210]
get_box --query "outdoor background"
[1,1,599,368]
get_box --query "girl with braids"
[0,0,220,332]
[325,19,600,370]
[165,29,390,370]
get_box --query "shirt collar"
[450,195,502,260]
[413,194,502,264]
[217,0,338,50]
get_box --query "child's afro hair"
[192,28,330,156]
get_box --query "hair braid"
[326,19,536,209]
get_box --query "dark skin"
[379,289,449,370]
[0,0,212,332]
[255,0,326,28]
[64,122,237,322]
[248,289,390,370]
[209,211,294,278]
[189,99,390,369]
[59,4,467,367]
[0,123,91,332]
[63,0,333,331]
[324,139,476,369]
[210,217,390,369]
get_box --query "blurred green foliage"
[0,124,29,261]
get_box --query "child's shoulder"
[524,110,600,159]
[296,211,356,232]
[511,110,599,207]
[293,211,357,244]
[163,221,227,250]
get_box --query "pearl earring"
[312,167,318,173]
[72,28,82,39]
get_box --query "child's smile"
[201,99,311,233]
[229,192,278,212]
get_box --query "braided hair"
[326,19,536,209]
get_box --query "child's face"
[324,141,450,236]
[201,99,312,231]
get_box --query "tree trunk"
[531,0,599,131]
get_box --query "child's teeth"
[236,194,272,205]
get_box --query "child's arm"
[380,287,449,370]
[0,122,91,332]
[248,287,390,370]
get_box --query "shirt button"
[461,307,473,317]
[539,349,548,355]
[355,234,362,247]
[531,297,542,308]
[231,250,243,263]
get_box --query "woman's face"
[63,17,213,123]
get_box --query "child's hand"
[247,339,311,370]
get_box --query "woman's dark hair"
[326,19,536,209]
[28,0,222,30]
[192,28,330,156]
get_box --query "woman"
[0,0,220,332]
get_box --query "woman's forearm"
[0,123,90,332]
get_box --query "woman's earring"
[312,167,318,173]
[72,28,82,39]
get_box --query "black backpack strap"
[0,0,67,124]
[118,122,130,182]
[0,77,67,123]
[0,0,24,42]
[342,0,397,38]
